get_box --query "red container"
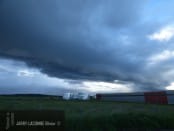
[144,91,168,104]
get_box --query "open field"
[0,95,174,130]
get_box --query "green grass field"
[0,96,174,130]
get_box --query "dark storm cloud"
[1,0,174,90]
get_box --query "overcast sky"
[0,0,174,95]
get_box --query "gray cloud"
[0,0,174,91]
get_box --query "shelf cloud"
[1,0,174,93]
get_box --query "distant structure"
[96,90,174,104]
[63,92,90,100]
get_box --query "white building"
[62,92,73,100]
[63,92,89,100]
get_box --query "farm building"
[63,92,90,100]
[96,90,174,104]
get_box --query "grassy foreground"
[0,96,174,130]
